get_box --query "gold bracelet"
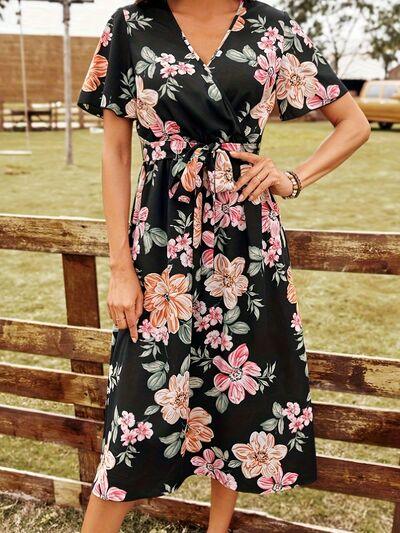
[282,170,302,199]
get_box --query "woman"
[77,1,370,531]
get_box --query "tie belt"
[137,135,258,201]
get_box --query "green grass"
[0,122,399,532]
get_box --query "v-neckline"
[165,0,244,70]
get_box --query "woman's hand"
[107,263,144,343]
[229,151,293,201]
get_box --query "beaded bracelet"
[282,170,302,199]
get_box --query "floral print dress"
[77,0,348,502]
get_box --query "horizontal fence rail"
[0,214,399,532]
[1,214,400,274]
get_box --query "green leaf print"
[144,404,160,416]
[147,370,167,390]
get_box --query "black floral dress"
[77,0,348,502]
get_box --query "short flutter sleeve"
[76,7,136,120]
[276,12,349,121]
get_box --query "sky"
[0,0,384,78]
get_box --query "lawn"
[0,121,399,533]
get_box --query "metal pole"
[17,0,31,151]
[63,0,73,165]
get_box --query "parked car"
[356,80,400,130]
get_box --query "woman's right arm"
[102,109,143,342]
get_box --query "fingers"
[233,161,265,193]
[249,175,275,201]
[229,152,280,202]
[229,150,259,164]
[108,296,144,343]
[125,305,138,342]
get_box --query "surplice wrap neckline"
[164,0,246,70]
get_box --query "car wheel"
[378,122,393,130]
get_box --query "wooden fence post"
[62,253,103,506]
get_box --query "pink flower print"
[208,150,235,194]
[117,411,135,431]
[290,20,305,38]
[131,228,141,261]
[202,230,214,248]
[257,465,298,494]
[250,84,276,130]
[221,472,238,490]
[181,407,214,455]
[92,474,127,501]
[276,53,318,109]
[232,431,287,479]
[122,9,130,22]
[220,332,233,352]
[289,415,305,433]
[91,433,117,499]
[138,319,155,339]
[175,233,192,252]
[258,27,280,50]
[254,50,280,87]
[193,299,207,318]
[202,248,214,269]
[190,448,224,477]
[204,254,248,310]
[290,20,313,47]
[121,428,138,446]
[203,201,216,224]
[282,402,300,419]
[131,204,148,227]
[151,145,167,160]
[213,192,246,230]
[269,235,282,255]
[306,82,340,110]
[100,25,112,47]
[178,195,191,203]
[170,134,188,154]
[154,371,190,424]
[177,62,195,75]
[152,325,169,345]
[136,421,153,441]
[126,75,160,126]
[158,53,175,66]
[150,119,181,142]
[180,248,193,268]
[205,330,222,349]
[167,238,179,259]
[208,306,223,325]
[302,406,313,426]
[160,63,179,78]
[263,241,280,267]
[276,33,285,53]
[190,449,238,489]
[213,344,261,405]
[195,315,211,332]
[291,312,302,332]
[164,120,180,135]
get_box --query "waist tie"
[138,135,258,203]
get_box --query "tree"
[367,4,400,76]
[0,0,10,20]
[281,0,376,71]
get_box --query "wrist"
[281,170,302,199]
[109,253,134,272]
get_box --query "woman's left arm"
[230,92,371,201]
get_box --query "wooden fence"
[0,213,399,532]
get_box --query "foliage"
[367,4,400,75]
[280,0,399,75]
[0,0,9,21]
